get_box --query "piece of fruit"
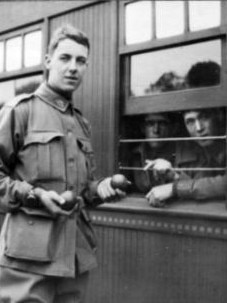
[60,191,76,211]
[110,174,131,191]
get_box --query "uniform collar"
[34,82,73,112]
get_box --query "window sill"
[96,194,227,221]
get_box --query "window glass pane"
[130,40,221,97]
[24,30,42,67]
[189,1,220,31]
[0,42,4,72]
[0,75,42,107]
[6,36,22,71]
[156,1,184,38]
[0,80,15,107]
[125,1,152,45]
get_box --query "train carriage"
[0,1,226,302]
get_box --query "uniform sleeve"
[174,174,226,201]
[0,103,33,212]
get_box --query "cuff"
[173,179,194,199]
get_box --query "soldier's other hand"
[146,183,174,208]
[97,177,126,202]
[33,188,72,217]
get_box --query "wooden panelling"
[0,1,98,32]
[86,206,227,303]
[49,0,118,177]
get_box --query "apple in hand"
[60,191,77,211]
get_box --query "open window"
[118,1,226,200]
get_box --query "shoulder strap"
[6,93,33,108]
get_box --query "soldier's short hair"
[48,24,90,55]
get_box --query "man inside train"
[145,61,226,207]
[145,107,226,207]
[131,112,176,193]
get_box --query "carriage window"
[130,39,221,97]
[189,1,220,32]
[120,0,226,202]
[156,1,184,39]
[6,36,22,71]
[0,42,3,72]
[125,1,152,45]
[119,108,226,194]
[24,30,42,67]
[0,27,42,74]
[123,1,221,46]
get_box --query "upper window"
[0,27,42,73]
[24,31,42,68]
[156,1,184,39]
[0,42,3,72]
[189,1,220,31]
[125,1,152,44]
[6,36,22,71]
[124,0,221,45]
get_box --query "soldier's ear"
[44,54,51,70]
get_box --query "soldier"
[0,24,125,302]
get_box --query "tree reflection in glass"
[130,39,221,96]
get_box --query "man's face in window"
[144,114,170,149]
[183,110,217,147]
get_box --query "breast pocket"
[21,131,65,182]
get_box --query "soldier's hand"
[97,177,126,202]
[146,183,174,208]
[145,159,176,182]
[33,188,73,217]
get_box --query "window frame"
[0,23,44,81]
[119,0,227,115]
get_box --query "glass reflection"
[6,36,22,71]
[189,1,220,31]
[156,1,184,38]
[0,75,42,107]
[24,30,42,67]
[130,40,221,96]
[0,42,4,72]
[125,1,152,45]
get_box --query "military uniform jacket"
[0,83,99,277]
[174,140,226,200]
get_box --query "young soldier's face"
[144,114,170,149]
[184,110,217,147]
[45,38,88,95]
